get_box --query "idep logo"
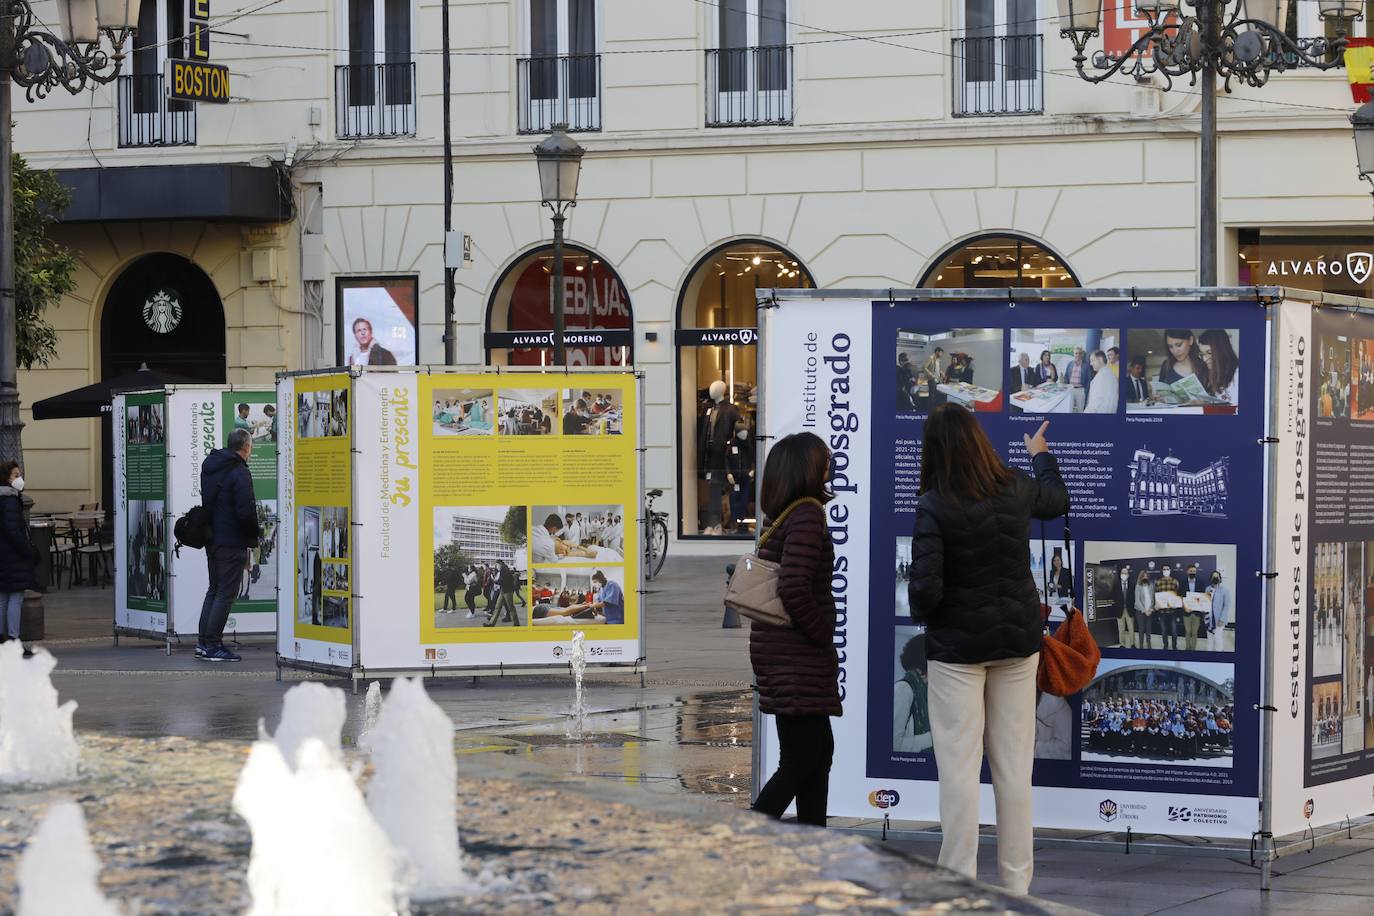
[552,646,565,658]
[1304,798,1315,820]
[1098,799,1119,822]
[868,789,900,810]
[1167,806,1192,823]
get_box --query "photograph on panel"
[1313,541,1347,679]
[433,506,527,629]
[1342,542,1366,754]
[126,499,167,602]
[125,403,166,446]
[1124,328,1239,413]
[296,389,348,438]
[532,567,626,626]
[1008,328,1120,414]
[1030,536,1074,623]
[296,506,347,627]
[531,505,626,563]
[497,389,559,435]
[1354,338,1374,421]
[1082,542,1236,653]
[896,328,1004,414]
[238,500,280,602]
[232,401,278,445]
[1313,680,1344,761]
[1364,541,1374,750]
[892,625,933,756]
[1126,445,1229,520]
[562,388,624,435]
[896,536,913,618]
[433,388,496,436]
[1318,332,1353,419]
[1081,660,1234,768]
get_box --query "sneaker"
[21,645,33,659]
[466,611,474,619]
[194,643,208,658]
[203,646,241,663]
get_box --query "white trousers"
[927,653,1039,896]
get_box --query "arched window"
[920,234,1080,289]
[484,244,632,367]
[675,240,813,540]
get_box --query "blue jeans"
[199,546,245,647]
[1,591,23,639]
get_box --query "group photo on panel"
[432,506,527,629]
[1006,328,1120,415]
[896,328,1003,414]
[530,504,625,564]
[1083,543,1237,653]
[1124,328,1240,413]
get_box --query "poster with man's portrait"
[337,276,418,367]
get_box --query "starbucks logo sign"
[142,289,183,334]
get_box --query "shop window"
[675,242,812,539]
[920,234,1080,289]
[485,245,632,368]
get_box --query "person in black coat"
[196,429,261,661]
[0,461,38,656]
[1008,353,1039,394]
[907,407,1068,896]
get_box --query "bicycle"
[644,489,669,580]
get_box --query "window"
[920,235,1079,289]
[338,0,416,137]
[519,0,601,132]
[954,0,1043,116]
[707,0,793,126]
[118,0,194,146]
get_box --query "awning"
[30,366,200,420]
[55,164,290,224]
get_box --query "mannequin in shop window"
[725,420,755,534]
[698,379,741,536]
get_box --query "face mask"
[10,476,23,492]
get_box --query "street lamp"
[533,124,584,366]
[0,0,138,466]
[1055,0,1358,286]
[1352,101,1374,204]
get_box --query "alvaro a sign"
[1261,251,1374,285]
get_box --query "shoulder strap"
[758,497,824,548]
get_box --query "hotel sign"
[165,0,230,104]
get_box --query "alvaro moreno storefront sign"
[1262,251,1374,284]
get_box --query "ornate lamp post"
[1353,99,1374,203]
[533,124,584,367]
[0,0,138,465]
[1055,1,1360,286]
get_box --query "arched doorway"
[675,240,813,540]
[484,245,633,367]
[99,253,226,510]
[919,234,1080,289]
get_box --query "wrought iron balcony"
[336,61,417,139]
[952,34,1044,118]
[517,54,602,134]
[117,74,195,147]
[705,45,793,127]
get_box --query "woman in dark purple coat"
[749,432,842,827]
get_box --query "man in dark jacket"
[197,428,260,661]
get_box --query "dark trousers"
[728,482,750,525]
[199,546,246,646]
[442,586,456,610]
[484,590,520,627]
[753,714,833,826]
[1159,611,1179,650]
[705,471,727,528]
[465,587,478,612]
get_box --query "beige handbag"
[723,498,823,627]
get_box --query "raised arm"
[1023,420,1069,521]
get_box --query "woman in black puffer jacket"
[908,406,1068,896]
[749,432,842,827]
[0,460,38,655]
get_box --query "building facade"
[448,513,518,567]
[1128,447,1229,517]
[14,1,1374,549]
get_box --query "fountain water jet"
[18,801,121,916]
[269,681,345,768]
[367,677,471,899]
[359,681,383,749]
[565,631,588,740]
[0,643,79,784]
[234,737,404,916]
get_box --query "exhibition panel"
[276,366,645,678]
[754,288,1353,842]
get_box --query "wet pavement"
[10,558,1373,913]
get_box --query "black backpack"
[173,478,223,556]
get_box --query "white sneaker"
[466,610,474,619]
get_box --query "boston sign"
[165,0,230,104]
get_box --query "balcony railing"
[705,45,793,127]
[952,35,1044,118]
[117,74,195,147]
[517,54,602,134]
[336,62,417,139]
